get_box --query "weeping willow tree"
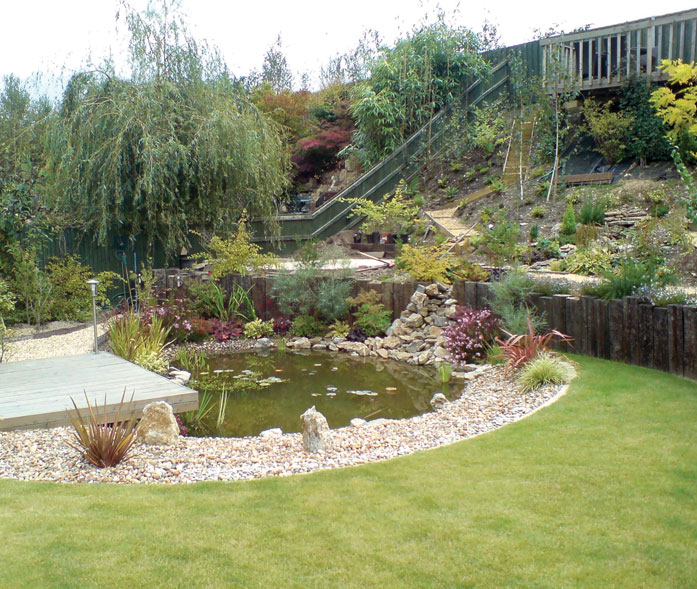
[47,1,289,255]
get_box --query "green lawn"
[1,356,695,588]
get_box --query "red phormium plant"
[442,306,500,365]
[67,391,138,468]
[496,317,573,373]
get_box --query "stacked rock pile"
[288,282,461,367]
[364,282,457,365]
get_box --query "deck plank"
[0,353,198,430]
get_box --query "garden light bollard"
[86,279,99,353]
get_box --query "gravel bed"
[3,322,107,363]
[0,365,568,485]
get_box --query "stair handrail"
[251,59,511,243]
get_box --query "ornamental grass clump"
[67,392,138,468]
[107,311,171,373]
[518,353,574,393]
[442,306,499,365]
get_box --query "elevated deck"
[541,8,697,93]
[0,353,198,430]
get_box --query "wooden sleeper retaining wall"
[158,270,696,380]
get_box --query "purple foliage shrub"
[347,326,367,342]
[273,316,292,335]
[209,319,243,342]
[442,306,499,365]
[291,127,351,182]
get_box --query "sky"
[2,0,697,95]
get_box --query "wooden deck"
[541,8,697,93]
[0,353,198,430]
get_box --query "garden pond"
[178,350,459,437]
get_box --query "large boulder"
[136,401,180,445]
[300,406,334,453]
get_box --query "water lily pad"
[264,376,284,384]
[347,390,378,397]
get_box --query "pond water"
[181,350,458,438]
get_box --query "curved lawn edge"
[0,356,695,588]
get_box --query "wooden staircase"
[502,118,535,198]
[249,61,513,248]
[425,118,535,238]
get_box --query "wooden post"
[463,282,478,308]
[627,29,632,78]
[607,299,624,362]
[638,304,654,368]
[452,281,466,307]
[580,296,596,356]
[667,305,684,377]
[551,294,570,352]
[616,33,621,83]
[475,282,491,309]
[250,275,266,320]
[624,297,640,365]
[652,306,670,372]
[393,282,418,317]
[565,297,582,351]
[594,298,609,359]
[381,281,395,319]
[528,293,544,319]
[683,306,697,379]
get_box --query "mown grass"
[0,355,695,587]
